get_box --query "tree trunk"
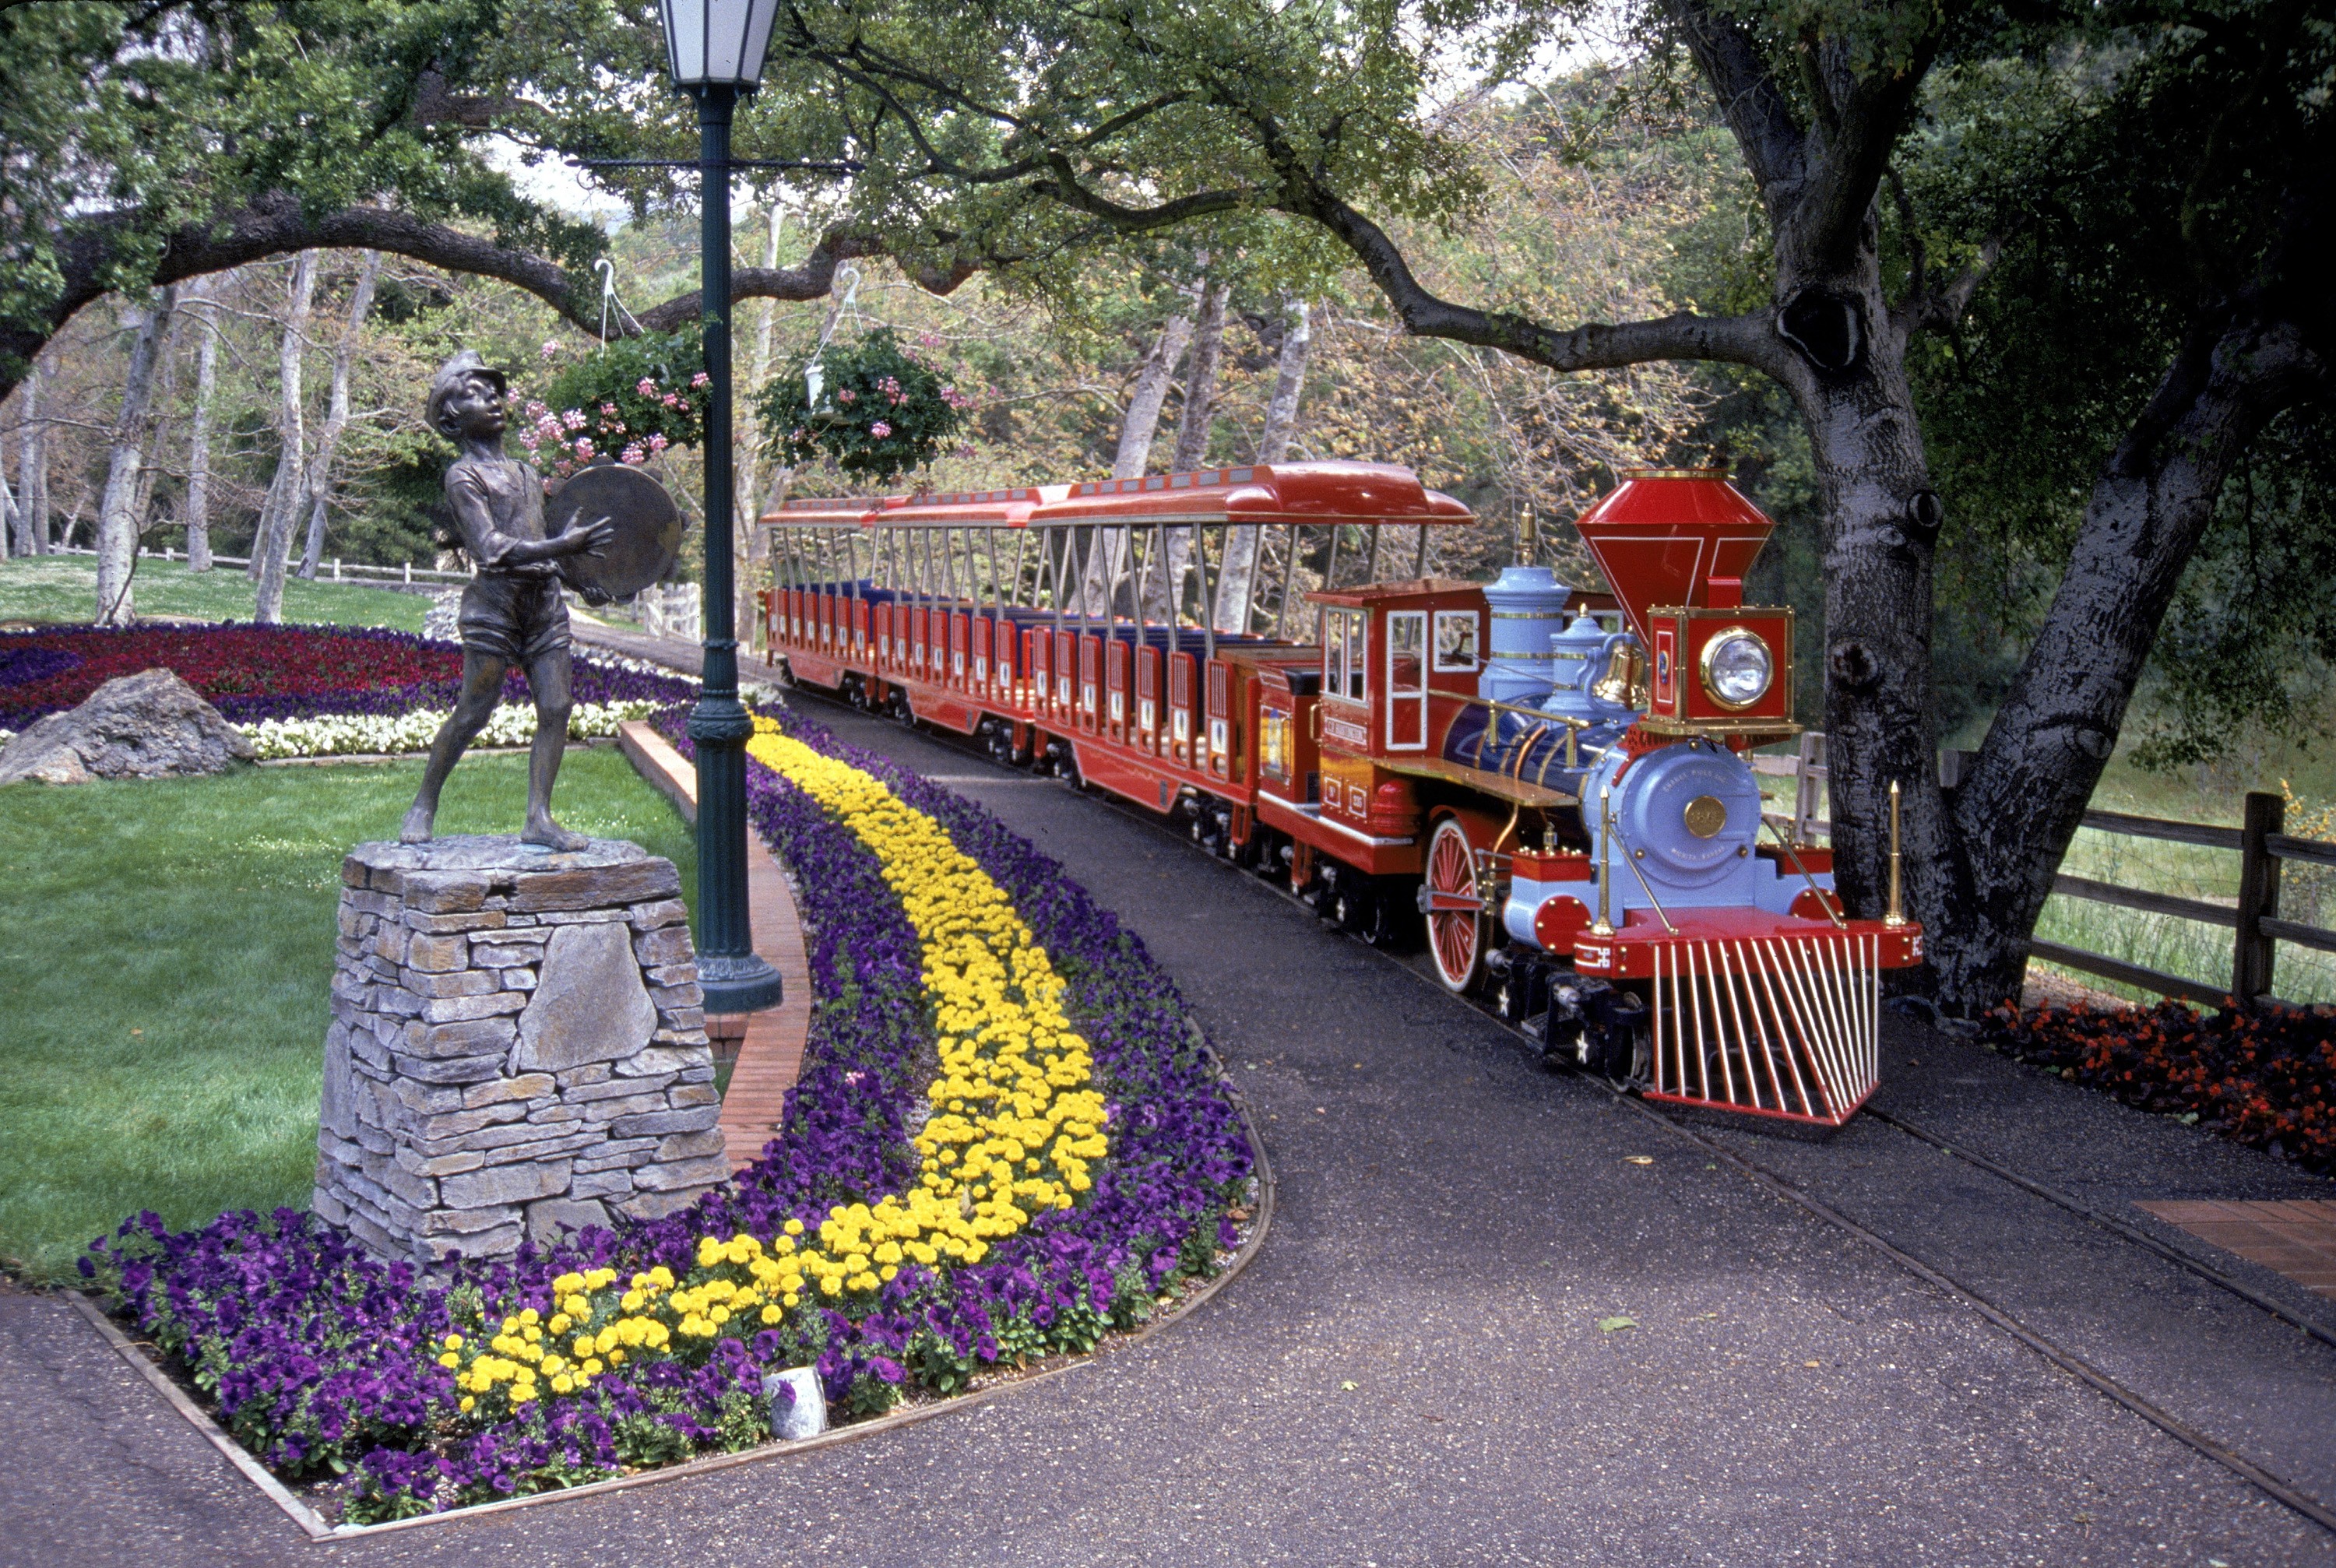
[252,251,318,621]
[299,250,380,579]
[1787,344,1944,944]
[0,445,16,561]
[1084,313,1194,613]
[1134,279,1232,623]
[1254,297,1312,463]
[1929,316,2327,1014]
[131,303,187,536]
[184,278,220,571]
[1172,279,1230,474]
[93,285,180,625]
[1213,297,1313,631]
[19,359,48,556]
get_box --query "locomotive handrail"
[1762,817,1847,930]
[1607,820,1681,935]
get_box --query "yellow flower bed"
[744,723,1110,1279]
[439,724,1106,1407]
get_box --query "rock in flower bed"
[0,624,694,755]
[1983,998,2336,1172]
[81,704,1254,1524]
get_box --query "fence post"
[1792,731,1826,845]
[403,561,411,584]
[2234,789,2284,1006]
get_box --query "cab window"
[1323,608,1368,701]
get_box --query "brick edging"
[615,720,812,1168]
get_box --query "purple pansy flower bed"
[83,700,1254,1524]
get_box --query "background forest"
[2,59,2327,801]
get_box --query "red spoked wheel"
[1423,815,1485,993]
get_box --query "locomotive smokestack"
[1569,469,1776,645]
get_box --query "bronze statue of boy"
[401,350,615,851]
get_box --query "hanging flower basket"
[518,328,709,483]
[754,328,973,485]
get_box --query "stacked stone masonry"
[314,836,726,1263]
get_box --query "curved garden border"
[64,1098,1272,1542]
[48,629,1270,1532]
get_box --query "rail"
[1754,734,2336,1009]
[45,544,470,586]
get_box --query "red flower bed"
[0,625,460,729]
[1983,999,2336,1172]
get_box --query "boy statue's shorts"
[456,573,572,664]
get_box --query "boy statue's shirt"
[445,451,561,580]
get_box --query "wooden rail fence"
[1754,738,2336,1009]
[47,543,470,587]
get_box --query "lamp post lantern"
[658,0,784,1013]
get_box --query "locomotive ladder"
[1647,931,1881,1127]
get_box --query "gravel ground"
[5,691,2332,1567]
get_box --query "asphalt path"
[6,694,2334,1566]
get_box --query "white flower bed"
[238,699,661,761]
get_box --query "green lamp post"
[656,0,784,1012]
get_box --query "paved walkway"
[6,684,2336,1565]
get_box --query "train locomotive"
[762,464,1922,1127]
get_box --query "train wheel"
[1424,816,1483,994]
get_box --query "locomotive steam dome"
[1479,563,1571,706]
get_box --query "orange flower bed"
[1983,1000,2336,1172]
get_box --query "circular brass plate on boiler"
[1683,793,1728,838]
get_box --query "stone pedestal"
[313,836,727,1263]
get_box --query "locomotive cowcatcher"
[761,463,1923,1127]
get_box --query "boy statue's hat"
[427,349,509,433]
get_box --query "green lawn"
[0,748,695,1285]
[0,554,431,632]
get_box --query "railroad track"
[787,683,2336,1535]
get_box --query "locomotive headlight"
[1699,627,1773,710]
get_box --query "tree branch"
[1914,230,2006,333]
[1289,180,1778,375]
[1662,0,1807,222]
[1787,26,1944,274]
[0,194,955,403]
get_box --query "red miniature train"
[759,462,1921,1127]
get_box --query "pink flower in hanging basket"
[662,393,680,408]
[573,438,595,460]
[691,371,710,388]
[622,442,646,465]
[838,388,857,405]
[869,420,892,438]
[540,341,560,360]
[647,432,670,453]
[526,400,550,420]
[561,409,587,431]
[636,378,658,397]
